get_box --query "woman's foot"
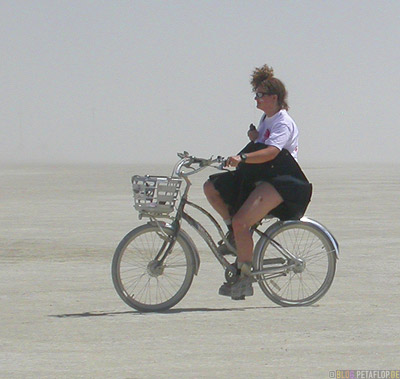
[230,276,254,300]
[218,277,254,300]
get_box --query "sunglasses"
[254,92,270,99]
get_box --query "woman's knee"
[203,180,217,197]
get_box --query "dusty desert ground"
[1,162,399,378]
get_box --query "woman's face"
[254,86,279,115]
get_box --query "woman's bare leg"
[232,182,283,264]
[203,180,231,221]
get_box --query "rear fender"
[300,217,340,258]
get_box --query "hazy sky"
[1,0,400,165]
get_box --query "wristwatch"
[240,153,248,162]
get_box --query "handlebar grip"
[192,158,205,164]
[217,158,228,170]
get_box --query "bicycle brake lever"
[177,151,190,159]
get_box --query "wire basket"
[132,175,182,217]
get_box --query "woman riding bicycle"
[203,64,312,300]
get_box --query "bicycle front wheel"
[112,223,196,312]
[254,221,337,306]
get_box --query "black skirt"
[208,144,312,221]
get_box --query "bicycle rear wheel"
[254,221,337,306]
[112,223,196,312]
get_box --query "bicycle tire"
[112,223,196,312]
[254,220,337,306]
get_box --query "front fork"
[151,218,181,265]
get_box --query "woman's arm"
[227,145,280,167]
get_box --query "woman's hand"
[226,155,242,167]
[248,127,258,142]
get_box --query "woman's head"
[251,65,289,111]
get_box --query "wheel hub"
[147,260,165,277]
[292,258,306,274]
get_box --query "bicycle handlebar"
[173,152,227,177]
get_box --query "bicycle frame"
[182,200,233,268]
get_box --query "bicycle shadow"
[49,305,290,318]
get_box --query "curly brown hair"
[250,64,289,110]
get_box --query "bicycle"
[111,152,339,312]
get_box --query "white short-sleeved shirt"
[255,110,299,160]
